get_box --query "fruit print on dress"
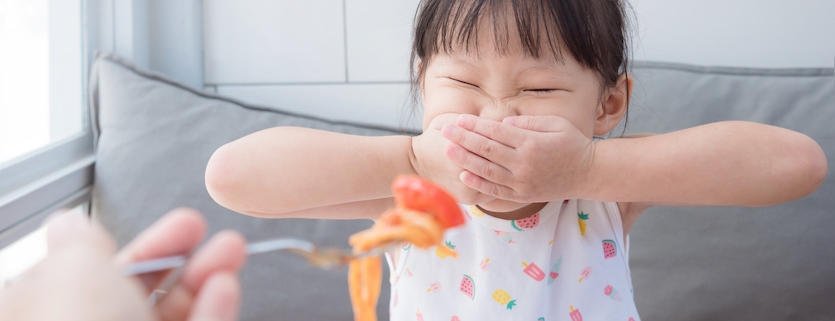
[470,205,486,217]
[522,261,545,281]
[435,240,457,258]
[492,289,517,310]
[577,212,589,236]
[460,275,475,300]
[511,212,540,230]
[548,257,562,285]
[602,239,617,259]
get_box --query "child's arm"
[205,126,412,219]
[587,121,826,206]
[442,115,827,207]
[205,114,491,219]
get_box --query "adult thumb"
[188,272,241,321]
[503,115,566,132]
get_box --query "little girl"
[205,0,827,320]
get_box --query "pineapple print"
[577,212,589,236]
[470,205,486,217]
[492,289,517,310]
[435,240,458,258]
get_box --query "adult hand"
[0,208,247,321]
[412,113,496,205]
[442,114,596,203]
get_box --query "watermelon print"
[460,275,475,300]
[511,212,540,230]
[602,240,617,259]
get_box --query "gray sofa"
[89,52,834,320]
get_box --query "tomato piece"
[391,175,465,229]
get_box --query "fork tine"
[246,238,315,256]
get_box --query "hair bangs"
[413,0,565,65]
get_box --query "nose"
[478,100,519,121]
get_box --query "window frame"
[0,0,105,249]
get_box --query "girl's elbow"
[791,137,828,198]
[805,141,828,192]
[205,143,247,211]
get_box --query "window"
[0,0,91,276]
[0,0,84,164]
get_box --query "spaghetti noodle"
[346,175,465,321]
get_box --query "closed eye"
[448,77,479,88]
[526,88,558,93]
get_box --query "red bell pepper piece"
[391,175,465,229]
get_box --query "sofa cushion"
[90,50,835,321]
[88,52,406,320]
[625,62,835,320]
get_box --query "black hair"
[408,0,633,132]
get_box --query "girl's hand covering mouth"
[442,114,595,203]
[411,113,496,206]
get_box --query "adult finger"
[114,208,207,290]
[503,115,569,132]
[46,212,116,256]
[179,230,247,294]
[154,231,246,321]
[187,272,241,321]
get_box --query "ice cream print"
[604,285,622,302]
[387,199,642,320]
[548,257,562,285]
[522,261,546,281]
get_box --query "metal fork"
[122,237,392,305]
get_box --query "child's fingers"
[444,142,514,186]
[459,170,519,201]
[442,123,515,166]
[455,114,525,146]
[503,115,569,132]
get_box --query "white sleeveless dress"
[386,199,641,321]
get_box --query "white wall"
[630,0,835,68]
[143,0,835,129]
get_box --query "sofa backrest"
[625,61,834,320]
[89,52,834,320]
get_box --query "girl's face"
[420,40,606,138]
[419,28,625,215]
